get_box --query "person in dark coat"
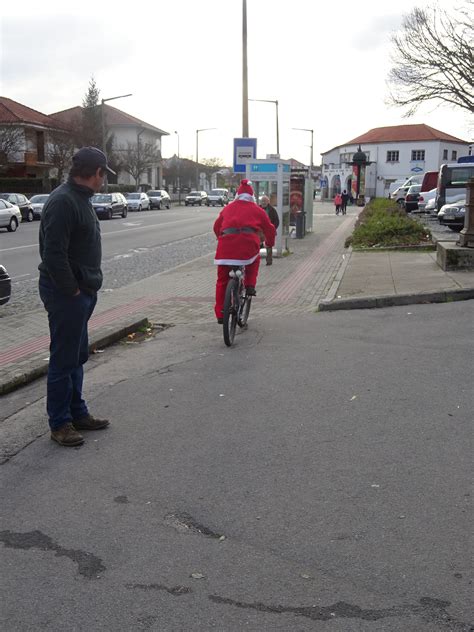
[259,195,279,265]
[38,147,114,447]
[341,189,349,215]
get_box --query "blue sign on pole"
[233,138,257,172]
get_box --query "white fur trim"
[214,253,260,266]
[235,193,256,203]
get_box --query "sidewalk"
[1,203,473,394]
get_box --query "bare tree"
[0,126,24,166]
[119,141,161,186]
[387,2,474,116]
[201,157,225,189]
[47,131,75,183]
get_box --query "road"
[0,302,472,631]
[0,205,218,316]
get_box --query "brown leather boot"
[51,423,84,447]
[72,414,110,431]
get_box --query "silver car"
[29,194,50,219]
[126,192,150,211]
[0,199,22,232]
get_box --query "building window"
[443,149,448,160]
[386,151,399,162]
[452,150,457,161]
[411,150,425,161]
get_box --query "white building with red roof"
[321,124,471,198]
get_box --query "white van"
[390,175,423,205]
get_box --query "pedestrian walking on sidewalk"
[334,192,342,215]
[341,189,349,215]
[259,195,279,265]
[213,179,276,323]
[38,147,114,447]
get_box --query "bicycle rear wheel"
[238,295,252,327]
[223,278,238,346]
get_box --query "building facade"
[321,124,471,199]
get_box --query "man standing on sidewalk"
[38,147,113,447]
[259,195,279,265]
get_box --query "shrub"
[345,198,432,248]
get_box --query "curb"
[0,317,148,396]
[318,288,474,312]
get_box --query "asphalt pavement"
[0,201,473,631]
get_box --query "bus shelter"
[245,159,291,255]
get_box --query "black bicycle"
[222,266,252,347]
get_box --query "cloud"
[349,13,404,51]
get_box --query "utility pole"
[242,0,249,137]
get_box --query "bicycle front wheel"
[223,278,238,346]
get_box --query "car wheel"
[199,201,202,206]
[26,209,34,222]
[8,217,18,232]
[138,205,142,212]
[122,208,128,218]
[448,225,462,232]
[166,202,170,209]
[158,201,162,210]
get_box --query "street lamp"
[174,130,181,205]
[250,98,279,156]
[196,128,216,189]
[292,127,314,173]
[136,127,146,190]
[101,92,132,191]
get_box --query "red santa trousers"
[214,257,260,319]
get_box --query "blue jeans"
[39,277,97,430]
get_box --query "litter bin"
[295,211,306,239]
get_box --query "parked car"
[0,193,34,222]
[404,184,422,212]
[126,192,151,211]
[0,264,11,305]
[147,189,171,210]
[207,189,229,206]
[185,191,208,206]
[29,194,50,219]
[424,197,437,214]
[0,198,22,232]
[437,200,465,231]
[417,188,437,213]
[91,193,128,219]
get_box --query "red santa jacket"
[213,197,276,265]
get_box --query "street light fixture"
[250,98,279,156]
[174,130,181,205]
[196,128,216,189]
[292,127,314,172]
[101,93,132,191]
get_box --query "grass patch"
[345,198,432,249]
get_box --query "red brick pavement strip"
[268,217,353,303]
[0,296,166,367]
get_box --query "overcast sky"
[1,0,471,165]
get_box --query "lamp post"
[101,92,132,191]
[136,127,146,190]
[249,98,279,156]
[292,127,313,173]
[174,130,181,205]
[195,128,216,189]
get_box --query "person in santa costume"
[213,179,276,323]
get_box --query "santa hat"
[237,179,254,196]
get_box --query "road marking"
[0,243,37,252]
[11,273,31,281]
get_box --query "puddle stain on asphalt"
[126,583,192,596]
[208,595,473,629]
[0,530,106,579]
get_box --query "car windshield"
[148,191,160,196]
[92,194,112,203]
[128,193,140,199]
[210,190,223,195]
[408,186,421,193]
[0,194,11,200]
[188,191,199,196]
[30,195,49,203]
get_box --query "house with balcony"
[51,104,168,189]
[321,124,470,198]
[0,96,71,183]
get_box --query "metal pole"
[242,0,249,137]
[175,131,181,206]
[196,129,199,190]
[101,100,108,191]
[276,100,280,156]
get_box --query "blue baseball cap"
[72,146,116,175]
